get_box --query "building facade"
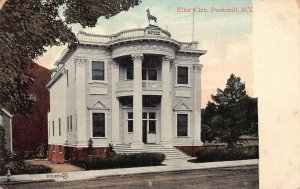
[12,63,50,155]
[47,25,206,162]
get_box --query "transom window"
[92,61,105,80]
[143,112,156,133]
[92,113,105,137]
[177,114,188,136]
[177,66,189,84]
[142,69,157,80]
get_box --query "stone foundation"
[174,146,204,157]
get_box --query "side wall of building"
[12,64,50,154]
[171,53,199,146]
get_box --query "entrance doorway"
[142,112,157,144]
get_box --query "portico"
[47,25,207,162]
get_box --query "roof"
[1,109,13,118]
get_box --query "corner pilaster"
[193,63,203,146]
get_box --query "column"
[160,56,173,147]
[74,57,88,147]
[110,59,120,144]
[131,53,143,149]
[193,63,203,146]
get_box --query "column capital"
[74,57,88,65]
[131,53,144,63]
[161,56,174,64]
[193,64,203,72]
[108,58,119,69]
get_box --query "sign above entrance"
[145,29,162,36]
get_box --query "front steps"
[114,144,191,160]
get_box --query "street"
[1,165,258,189]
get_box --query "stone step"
[114,144,192,160]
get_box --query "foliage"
[87,138,93,155]
[0,0,141,114]
[105,143,116,158]
[1,154,51,175]
[71,152,165,170]
[36,143,48,159]
[191,146,258,163]
[3,160,51,175]
[201,74,258,149]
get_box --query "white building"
[47,25,206,162]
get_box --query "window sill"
[89,80,108,84]
[176,136,190,138]
[91,137,108,139]
[175,84,191,88]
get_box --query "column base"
[76,141,88,147]
[111,141,121,146]
[131,142,144,149]
[193,140,204,146]
[161,141,173,148]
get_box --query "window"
[92,113,105,137]
[177,114,188,136]
[126,67,133,80]
[66,69,69,87]
[142,69,157,80]
[53,145,56,152]
[142,112,156,134]
[52,121,54,136]
[58,118,61,136]
[29,94,37,102]
[70,115,73,130]
[177,66,189,84]
[127,112,133,132]
[67,116,69,130]
[92,61,104,80]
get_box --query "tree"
[201,74,258,149]
[0,0,141,114]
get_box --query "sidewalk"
[0,159,258,183]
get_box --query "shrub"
[36,143,48,159]
[194,146,258,163]
[105,143,116,159]
[3,159,51,175]
[71,152,165,170]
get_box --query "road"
[1,165,258,189]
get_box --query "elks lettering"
[147,30,160,35]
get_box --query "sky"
[35,0,253,107]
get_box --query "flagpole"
[192,8,195,41]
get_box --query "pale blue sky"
[71,0,252,44]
